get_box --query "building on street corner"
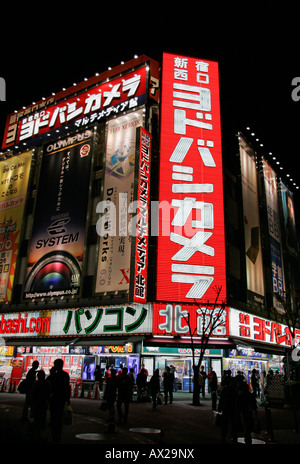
[0,53,299,402]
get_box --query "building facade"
[0,53,299,395]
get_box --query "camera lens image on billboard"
[23,130,92,299]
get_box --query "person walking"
[234,372,254,445]
[116,367,134,424]
[199,366,207,398]
[48,358,71,443]
[21,360,39,422]
[31,370,50,428]
[103,368,117,432]
[218,375,238,443]
[171,366,178,392]
[149,369,161,410]
[210,370,218,411]
[163,366,174,404]
[136,367,147,402]
[251,368,259,398]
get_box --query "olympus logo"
[46,130,92,153]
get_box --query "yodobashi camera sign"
[156,53,227,304]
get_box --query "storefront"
[0,342,141,392]
[0,303,152,392]
[141,336,236,392]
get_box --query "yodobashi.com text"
[0,313,50,335]
[96,194,205,238]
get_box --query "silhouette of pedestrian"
[149,369,160,410]
[234,372,254,444]
[48,358,71,443]
[21,360,39,421]
[136,368,147,401]
[210,370,218,411]
[218,375,238,443]
[103,368,117,432]
[199,366,207,398]
[163,366,174,404]
[30,370,50,438]
[117,367,134,424]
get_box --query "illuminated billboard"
[0,151,32,301]
[2,65,148,149]
[130,127,151,303]
[280,180,297,255]
[262,159,285,311]
[239,137,265,305]
[153,302,229,337]
[23,130,93,300]
[156,53,227,304]
[95,110,144,294]
[0,303,152,338]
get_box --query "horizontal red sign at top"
[2,65,147,149]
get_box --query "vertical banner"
[0,151,32,301]
[23,130,93,299]
[239,140,265,304]
[95,110,143,294]
[263,159,285,311]
[130,127,151,303]
[156,53,227,303]
[280,180,297,255]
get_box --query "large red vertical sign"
[156,53,227,303]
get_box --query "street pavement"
[0,390,299,456]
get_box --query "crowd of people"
[20,358,71,443]
[20,358,282,443]
[101,363,182,431]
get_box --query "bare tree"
[183,285,227,406]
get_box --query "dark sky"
[1,2,300,206]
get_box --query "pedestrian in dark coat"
[116,367,134,424]
[31,369,50,430]
[149,369,160,409]
[163,366,174,404]
[103,368,117,432]
[234,374,254,445]
[21,360,39,421]
[218,376,238,443]
[210,370,218,411]
[136,368,147,401]
[48,358,71,443]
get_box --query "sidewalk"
[0,391,299,447]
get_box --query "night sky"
[1,2,300,217]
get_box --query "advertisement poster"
[95,110,143,294]
[263,159,285,311]
[0,151,32,301]
[156,53,227,303]
[23,130,92,299]
[239,140,265,304]
[280,180,297,255]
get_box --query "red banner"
[156,53,226,304]
[153,302,229,337]
[131,127,151,303]
[2,65,147,149]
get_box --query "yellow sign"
[0,151,32,301]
